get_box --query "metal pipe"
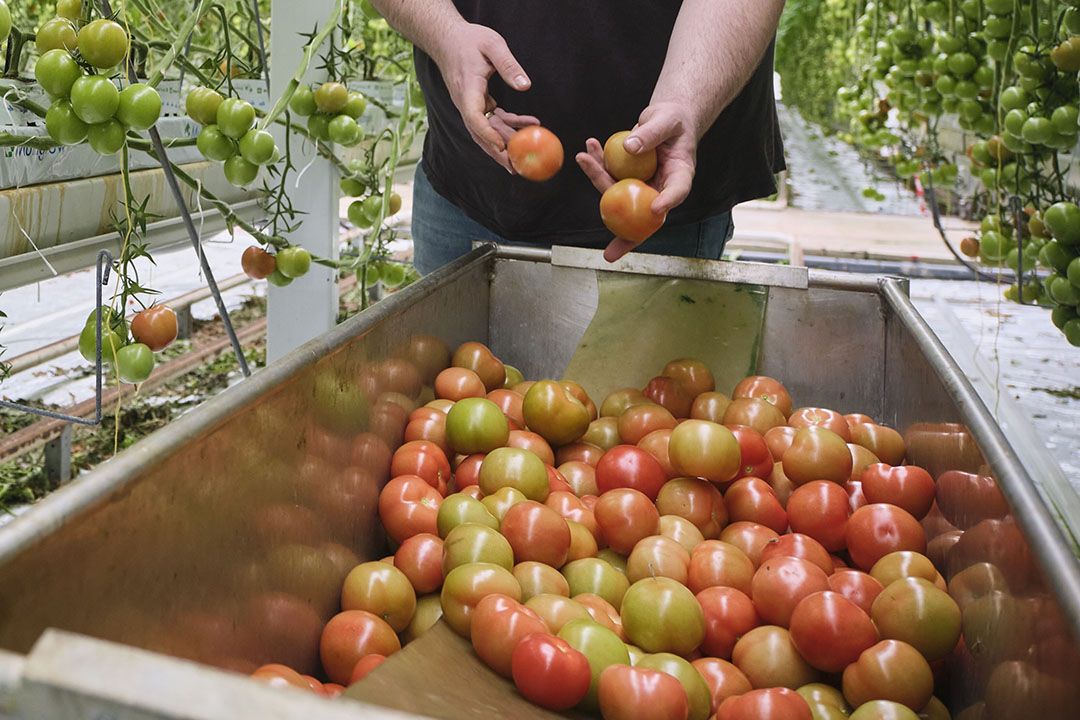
[880,279,1080,640]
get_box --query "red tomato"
[348,654,386,684]
[391,441,452,492]
[827,569,884,614]
[452,341,505,392]
[719,521,779,567]
[596,445,669,500]
[378,475,442,544]
[488,388,526,428]
[404,413,449,455]
[758,533,833,575]
[655,478,728,539]
[638,428,678,478]
[561,381,598,421]
[860,464,936,520]
[726,424,774,479]
[789,591,879,672]
[594,488,660,554]
[619,403,678,444]
[393,533,444,594]
[690,391,732,423]
[512,633,592,710]
[506,429,555,465]
[626,535,690,585]
[687,540,755,595]
[846,504,927,571]
[525,594,591,634]
[697,586,760,659]
[454,453,484,489]
[731,625,819,690]
[662,358,715,398]
[323,682,345,697]
[241,245,276,279]
[600,179,667,245]
[545,491,601,544]
[508,126,564,181]
[130,305,178,352]
[471,594,550,677]
[319,610,401,685]
[786,481,851,552]
[574,593,625,638]
[841,639,934,712]
[934,471,1009,530]
[723,397,788,435]
[846,479,869,512]
[547,465,573,494]
[788,407,852,441]
[717,687,813,720]
[782,426,852,485]
[434,367,486,400]
[500,500,572,568]
[724,477,787,533]
[598,664,690,720]
[644,375,694,418]
[751,556,831,627]
[732,376,793,416]
[764,426,798,458]
[555,442,605,467]
[691,658,752,714]
[251,663,308,690]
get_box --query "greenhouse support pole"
[266,0,340,364]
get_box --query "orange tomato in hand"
[604,130,658,181]
[600,179,667,245]
[508,126,564,181]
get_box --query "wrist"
[427,18,471,66]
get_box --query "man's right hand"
[432,23,534,172]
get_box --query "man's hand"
[576,101,700,262]
[432,23,534,171]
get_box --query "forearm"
[368,0,467,63]
[652,0,785,139]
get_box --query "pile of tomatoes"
[34,6,163,156]
[251,340,965,720]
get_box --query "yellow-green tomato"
[634,653,712,720]
[442,522,514,574]
[621,577,705,656]
[557,618,630,710]
[77,19,129,69]
[445,397,509,454]
[478,446,549,501]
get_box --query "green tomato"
[446,397,509,454]
[957,99,983,121]
[0,0,10,44]
[223,156,259,187]
[621,577,705,656]
[56,0,82,20]
[986,40,1010,63]
[1001,132,1031,155]
[972,114,995,136]
[116,343,155,384]
[84,307,126,331]
[953,80,978,100]
[288,85,317,117]
[1052,305,1078,330]
[1021,117,1054,145]
[78,322,125,363]
[70,75,120,125]
[1049,275,1080,306]
[984,0,1014,13]
[936,35,964,54]
[1068,7,1080,35]
[216,98,256,139]
[313,82,348,113]
[46,100,89,145]
[478,447,548,501]
[116,84,161,131]
[1052,105,1079,135]
[946,52,977,77]
[973,65,995,89]
[1003,109,1027,136]
[934,74,956,96]
[442,523,514,573]
[36,18,78,54]
[850,701,919,720]
[35,50,84,99]
[87,119,127,155]
[196,125,238,161]
[437,494,499,538]
[1044,240,1080,275]
[362,194,383,222]
[186,87,223,126]
[340,177,366,197]
[276,246,312,279]
[970,140,992,166]
[999,86,1028,111]
[635,653,712,720]
[347,200,374,228]
[267,268,293,287]
[238,129,276,165]
[1068,257,1080,288]
[379,261,407,288]
[1005,248,1036,274]
[307,113,331,141]
[1044,202,1080,246]
[328,114,362,146]
[979,231,1011,263]
[343,91,367,120]
[1064,318,1080,347]
[557,618,630,709]
[562,558,630,609]
[983,15,1013,40]
[358,263,380,286]
[77,19,129,70]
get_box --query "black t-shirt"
[414,1,785,246]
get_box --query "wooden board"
[344,621,589,720]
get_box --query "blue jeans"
[411,161,733,275]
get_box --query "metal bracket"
[0,250,113,426]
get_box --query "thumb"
[482,35,532,91]
[624,110,679,155]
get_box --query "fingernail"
[514,75,529,89]
[624,137,643,153]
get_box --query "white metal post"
[266,0,340,363]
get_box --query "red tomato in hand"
[596,445,669,500]
[378,475,442,544]
[726,424,774,479]
[717,687,812,720]
[508,126,564,181]
[751,556,830,627]
[724,477,788,533]
[786,481,851,552]
[470,594,550,677]
[594,488,660,554]
[130,305,178,352]
[860,464,936,520]
[789,591,879,672]
[598,664,690,720]
[697,586,761,659]
[846,504,926,571]
[512,633,592,711]
[600,179,667,245]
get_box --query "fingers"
[576,147,616,193]
[625,110,680,155]
[603,238,638,263]
[653,166,693,215]
[460,76,512,168]
[493,108,540,128]
[488,112,516,143]
[482,35,532,91]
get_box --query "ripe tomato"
[731,625,819,690]
[848,443,880,482]
[934,471,1009,531]
[619,403,678,444]
[860,464,936,520]
[692,657,752,714]
[599,665,690,720]
[341,561,417,632]
[788,407,852,441]
[559,460,599,496]
[604,130,658,181]
[764,426,797,458]
[786,480,850,551]
[846,503,926,571]
[523,380,591,446]
[758,533,833,574]
[378,475,442,543]
[725,477,788,533]
[505,429,554,464]
[718,688,813,720]
[514,560,571,600]
[440,562,521,637]
[546,491,600,541]
[392,440,451,492]
[697,586,760,659]
[561,381,598,420]
[871,577,961,662]
[789,591,879,672]
[452,341,505,391]
[130,305,177,352]
[488,389,526,429]
[726,425,774,479]
[841,639,934,712]
[663,358,715,397]
[558,617,632,707]
[732,376,793,416]
[574,593,625,638]
[512,633,592,710]
[626,535,690,585]
[562,557,630,609]
[600,179,666,244]
[526,594,591,633]
[828,569,885,615]
[719,521,779,566]
[394,533,444,594]
[782,426,852,485]
[508,126,564,181]
[849,423,906,465]
[434,367,485,400]
[77,19,129,69]
[751,555,830,627]
[644,375,694,418]
[348,654,386,684]
[687,540,755,595]
[501,500,571,567]
[690,391,732,422]
[637,428,678,478]
[251,663,309,690]
[634,653,712,720]
[668,420,741,484]
[595,488,660,554]
[595,445,668,500]
[470,594,549,677]
[659,515,706,553]
[556,441,605,467]
[722,398,787,434]
[241,246,276,279]
[319,610,401,685]
[186,86,224,125]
